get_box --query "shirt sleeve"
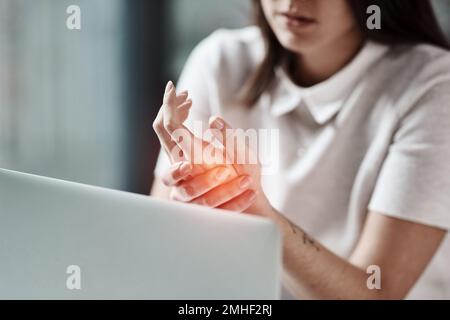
[153,35,215,177]
[369,80,450,230]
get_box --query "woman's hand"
[153,81,237,171]
[153,81,273,216]
[160,116,274,216]
[162,161,257,212]
[152,81,193,163]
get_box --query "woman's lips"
[278,13,317,30]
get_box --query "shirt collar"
[269,41,390,124]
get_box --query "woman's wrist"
[247,195,298,244]
[247,193,279,219]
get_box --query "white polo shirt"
[155,26,450,299]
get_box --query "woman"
[152,0,450,299]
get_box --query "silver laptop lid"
[0,169,281,300]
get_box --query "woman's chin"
[278,36,319,55]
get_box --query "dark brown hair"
[239,0,450,107]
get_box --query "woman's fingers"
[162,81,189,134]
[209,116,250,175]
[171,166,235,202]
[162,162,205,187]
[190,175,253,208]
[161,81,205,163]
[163,81,177,104]
[218,189,258,213]
[153,82,183,160]
[162,162,191,187]
[209,116,231,146]
[155,83,247,173]
[154,81,194,163]
[153,107,179,162]
[176,90,189,104]
[163,81,189,108]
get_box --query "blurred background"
[0,0,449,195]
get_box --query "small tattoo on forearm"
[302,232,320,251]
[289,222,320,252]
[289,221,298,234]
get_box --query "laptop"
[0,168,281,300]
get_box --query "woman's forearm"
[262,206,385,300]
